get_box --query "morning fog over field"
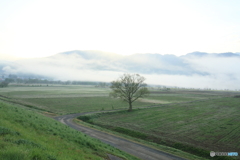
[1,50,240,90]
[1,1,240,160]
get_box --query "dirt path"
[53,111,187,160]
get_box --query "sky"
[1,0,240,60]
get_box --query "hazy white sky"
[1,0,240,60]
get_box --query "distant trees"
[95,82,109,88]
[0,80,9,88]
[4,78,14,83]
[110,73,149,112]
[1,77,101,86]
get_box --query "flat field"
[0,85,110,98]
[0,85,152,114]
[0,85,235,115]
[85,96,240,154]
[1,85,239,159]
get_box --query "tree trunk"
[128,102,132,112]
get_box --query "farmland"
[0,85,234,115]
[0,85,152,114]
[78,96,240,158]
[0,84,239,159]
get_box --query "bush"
[0,81,9,88]
[77,115,91,121]
[112,127,147,139]
[77,114,100,124]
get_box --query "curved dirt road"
[53,111,187,160]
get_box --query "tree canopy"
[110,73,149,111]
[0,81,9,88]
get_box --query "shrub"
[78,115,91,121]
[112,127,147,139]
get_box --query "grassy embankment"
[77,96,240,160]
[0,100,139,160]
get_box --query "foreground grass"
[0,100,139,160]
[77,97,240,159]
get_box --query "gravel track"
[53,110,187,160]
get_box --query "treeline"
[0,77,15,87]
[0,81,9,88]
[0,77,110,87]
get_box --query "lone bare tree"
[110,73,149,111]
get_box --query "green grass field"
[0,85,233,115]
[20,97,152,114]
[0,100,139,160]
[1,85,239,159]
[146,93,218,103]
[0,85,110,98]
[0,85,152,115]
[79,97,240,155]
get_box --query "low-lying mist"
[2,51,240,90]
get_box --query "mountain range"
[1,51,240,89]
[52,50,240,75]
